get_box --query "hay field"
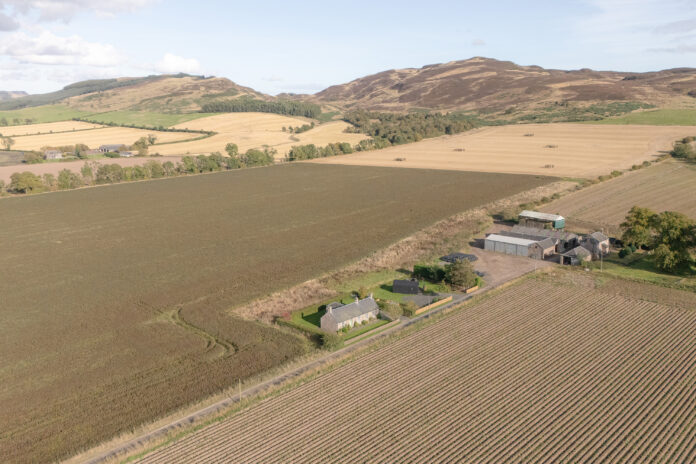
[310,123,696,177]
[0,120,101,136]
[137,275,696,464]
[541,160,696,235]
[154,113,367,158]
[11,126,194,151]
[0,164,550,463]
[0,156,184,182]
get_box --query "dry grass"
[11,126,193,151]
[0,120,101,136]
[310,123,696,178]
[0,164,550,463]
[136,273,696,463]
[154,113,367,158]
[540,160,696,234]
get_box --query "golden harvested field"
[541,160,696,234]
[137,274,696,464]
[0,120,101,136]
[310,123,696,177]
[11,126,194,151]
[154,113,367,158]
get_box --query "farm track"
[137,278,696,463]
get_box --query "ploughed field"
[137,274,696,464]
[0,164,550,463]
[310,123,695,178]
[541,160,696,235]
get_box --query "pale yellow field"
[310,123,696,178]
[0,121,102,136]
[12,127,194,151]
[154,113,367,158]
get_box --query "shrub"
[357,286,369,299]
[618,247,632,259]
[611,170,623,177]
[401,301,418,317]
[320,333,344,350]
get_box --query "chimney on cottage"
[354,295,359,303]
[369,293,373,299]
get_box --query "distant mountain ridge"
[311,57,696,112]
[0,91,28,102]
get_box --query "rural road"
[81,248,542,464]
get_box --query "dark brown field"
[137,273,696,464]
[0,163,550,463]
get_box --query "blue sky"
[0,0,695,94]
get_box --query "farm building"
[119,151,137,157]
[44,149,62,160]
[320,296,379,332]
[484,234,537,257]
[83,149,101,156]
[502,225,578,252]
[99,144,126,153]
[582,231,610,259]
[519,210,565,230]
[440,252,478,264]
[393,279,420,294]
[529,238,556,260]
[560,246,592,266]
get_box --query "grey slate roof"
[562,246,591,259]
[100,144,125,151]
[519,210,564,222]
[325,296,378,324]
[326,302,344,311]
[534,237,556,249]
[590,231,609,242]
[508,225,577,241]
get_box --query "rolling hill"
[311,57,696,113]
[0,91,27,101]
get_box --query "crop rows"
[139,279,696,463]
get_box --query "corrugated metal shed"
[484,234,536,257]
[519,210,564,222]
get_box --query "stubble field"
[10,125,194,151]
[155,113,367,158]
[137,274,696,464]
[0,120,101,136]
[541,160,696,234]
[0,163,551,463]
[310,123,696,177]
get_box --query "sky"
[0,0,695,95]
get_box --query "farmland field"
[541,160,696,234]
[310,123,696,177]
[0,120,101,136]
[82,110,216,127]
[591,108,696,126]
[0,104,90,124]
[136,274,696,464]
[10,125,194,151]
[154,113,367,158]
[0,164,551,463]
[0,151,25,167]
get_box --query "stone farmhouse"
[99,144,126,153]
[321,296,379,332]
[44,149,63,160]
[582,231,610,260]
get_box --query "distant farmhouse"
[519,210,565,230]
[43,149,62,160]
[393,279,420,295]
[99,144,126,153]
[320,296,379,332]
[582,231,610,260]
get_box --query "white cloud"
[0,31,124,66]
[654,18,696,35]
[155,53,201,74]
[0,11,19,30]
[3,0,158,22]
[471,39,486,46]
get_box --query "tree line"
[72,118,215,136]
[671,136,696,162]
[621,206,696,273]
[343,110,475,147]
[201,97,322,119]
[1,147,276,196]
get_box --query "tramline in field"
[136,274,696,464]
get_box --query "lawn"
[594,252,696,291]
[0,104,90,124]
[0,163,552,463]
[588,109,696,126]
[84,110,216,128]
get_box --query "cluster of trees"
[201,97,322,119]
[621,206,696,272]
[672,137,696,162]
[282,123,314,134]
[413,259,479,290]
[343,110,475,147]
[286,142,353,161]
[0,117,35,126]
[1,135,15,150]
[2,148,276,196]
